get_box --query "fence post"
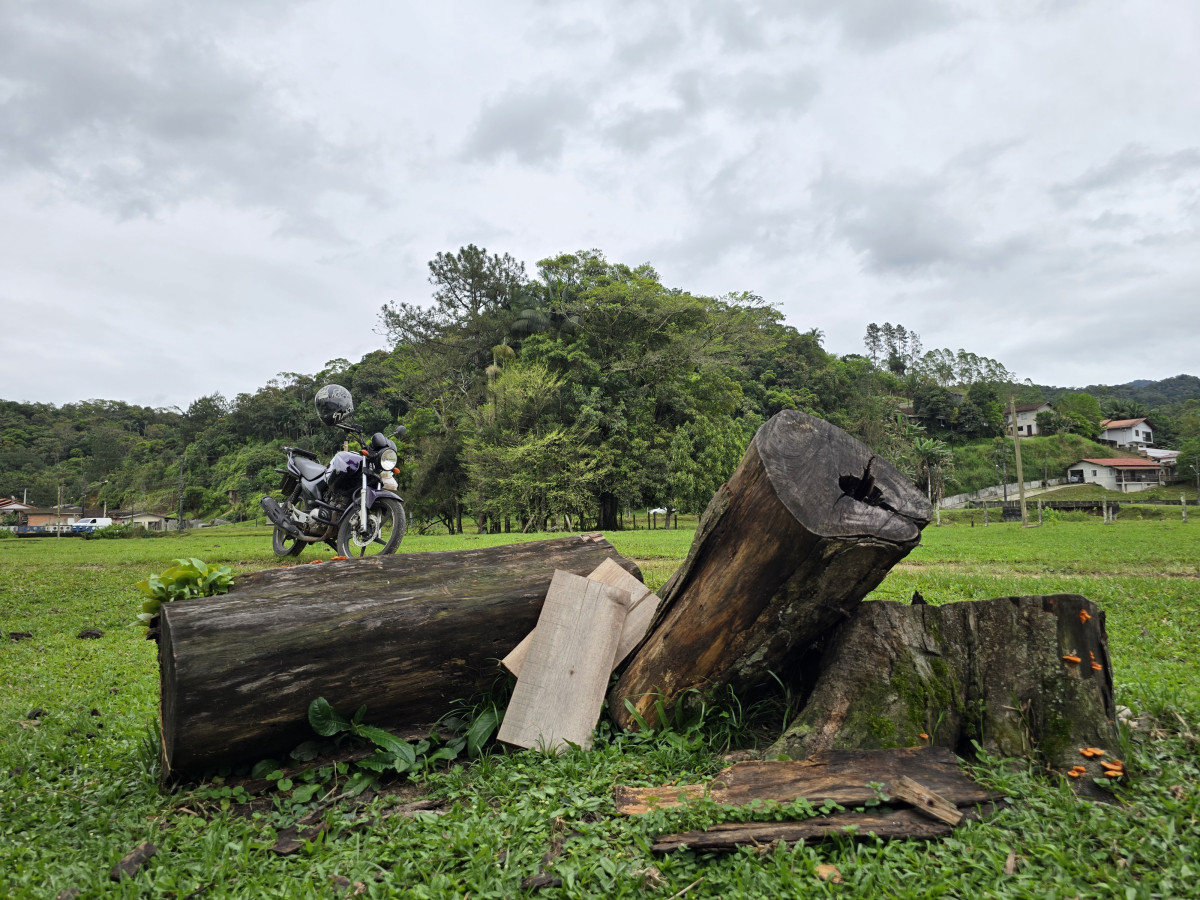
[1183,495,1188,523]
[1038,498,1043,526]
[983,504,989,527]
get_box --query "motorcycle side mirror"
[392,425,407,438]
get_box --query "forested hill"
[1042,375,1200,411]
[2,246,1199,531]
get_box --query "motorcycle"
[259,384,407,560]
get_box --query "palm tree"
[912,436,953,504]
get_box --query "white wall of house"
[1008,403,1051,436]
[1068,464,1121,490]
[1101,423,1153,448]
[1067,462,1162,492]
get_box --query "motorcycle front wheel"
[336,497,405,559]
[271,526,306,557]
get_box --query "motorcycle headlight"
[379,448,398,470]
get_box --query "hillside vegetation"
[1,245,1198,529]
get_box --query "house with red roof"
[1099,417,1154,449]
[1066,458,1165,492]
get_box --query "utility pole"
[56,484,62,539]
[1009,395,1028,526]
[178,449,186,532]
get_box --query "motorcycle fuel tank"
[330,450,363,474]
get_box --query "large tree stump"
[610,411,932,729]
[770,594,1120,797]
[159,535,638,777]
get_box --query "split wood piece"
[110,841,157,881]
[888,775,961,826]
[614,747,992,814]
[611,411,931,730]
[769,594,1119,800]
[502,558,661,677]
[159,536,639,778]
[649,804,999,853]
[497,570,630,753]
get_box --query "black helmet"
[315,384,354,426]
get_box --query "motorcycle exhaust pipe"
[259,497,304,539]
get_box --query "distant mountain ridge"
[1040,374,1200,411]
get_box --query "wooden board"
[649,804,1000,852]
[615,747,992,813]
[496,570,630,753]
[502,558,660,677]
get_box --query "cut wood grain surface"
[496,570,629,752]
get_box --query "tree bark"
[610,411,931,728]
[159,535,639,778]
[770,594,1120,798]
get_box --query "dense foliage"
[2,247,1199,528]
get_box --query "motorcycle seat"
[293,457,327,481]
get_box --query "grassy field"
[2,519,1199,898]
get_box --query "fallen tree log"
[610,410,932,729]
[769,594,1120,798]
[158,535,638,777]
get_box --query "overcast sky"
[2,0,1197,410]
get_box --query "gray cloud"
[814,172,1030,276]
[1052,144,1200,207]
[0,0,381,230]
[461,84,593,166]
[787,0,962,48]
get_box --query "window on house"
[1091,470,1097,476]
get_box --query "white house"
[1007,401,1053,436]
[1066,458,1165,493]
[113,511,170,530]
[1099,418,1154,449]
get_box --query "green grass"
[2,521,1199,897]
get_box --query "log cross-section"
[611,411,931,729]
[159,536,640,777]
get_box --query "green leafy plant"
[306,697,501,793]
[135,557,234,626]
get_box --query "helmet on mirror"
[314,384,355,426]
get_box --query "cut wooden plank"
[496,570,630,753]
[888,775,962,826]
[502,559,660,677]
[615,747,991,814]
[649,804,1000,852]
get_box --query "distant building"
[1007,401,1052,436]
[1098,418,1154,449]
[1066,458,1165,493]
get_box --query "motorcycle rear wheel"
[336,497,405,559]
[271,526,306,557]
